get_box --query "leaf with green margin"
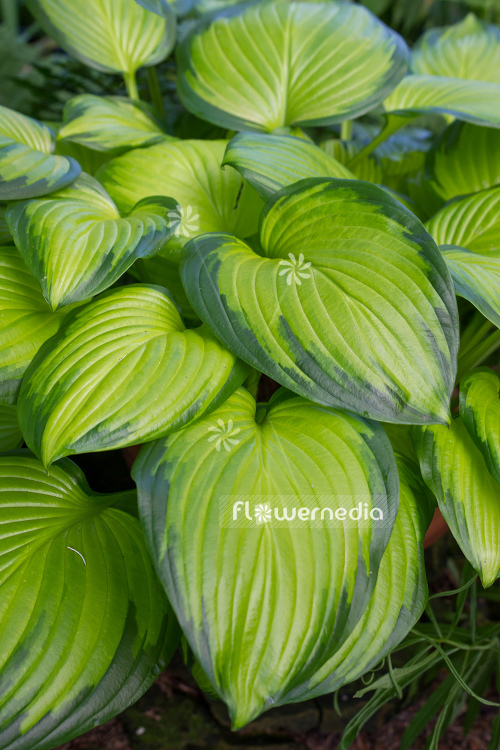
[411,14,500,83]
[96,138,264,274]
[6,173,177,310]
[28,0,176,75]
[222,133,354,199]
[0,246,73,386]
[460,368,500,485]
[59,95,172,154]
[181,178,458,425]
[0,451,180,750]
[224,133,419,214]
[425,187,500,327]
[383,75,500,128]
[413,416,500,587]
[176,0,409,132]
[133,386,400,726]
[0,105,80,201]
[439,247,500,329]
[134,387,433,725]
[425,122,500,206]
[18,284,248,467]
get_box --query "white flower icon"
[167,204,200,237]
[254,504,272,524]
[207,419,241,452]
[278,253,312,286]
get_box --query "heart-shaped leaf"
[181,178,458,424]
[28,0,176,76]
[460,368,500,485]
[424,122,500,207]
[59,95,172,153]
[97,139,263,317]
[0,105,80,201]
[383,75,500,128]
[411,14,500,83]
[177,0,408,132]
[18,284,248,466]
[7,174,177,310]
[0,452,179,750]
[413,409,500,587]
[426,187,500,327]
[133,386,431,726]
[0,246,72,386]
[223,133,354,199]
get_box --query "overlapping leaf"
[181,178,458,424]
[18,284,248,466]
[383,76,500,128]
[177,0,408,132]
[0,105,80,201]
[425,122,500,206]
[0,452,179,750]
[0,246,72,386]
[0,207,12,245]
[134,387,431,725]
[7,173,177,310]
[426,187,500,327]
[28,0,176,76]
[412,14,500,83]
[414,379,500,588]
[223,133,354,199]
[59,96,171,153]
[97,139,263,316]
[460,368,500,485]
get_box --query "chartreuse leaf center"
[182,177,458,424]
[0,452,179,750]
[134,387,432,727]
[18,284,249,467]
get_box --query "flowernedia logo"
[219,495,395,529]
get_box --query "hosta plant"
[1,0,500,747]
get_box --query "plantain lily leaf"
[97,139,263,317]
[223,133,354,199]
[411,14,500,83]
[460,368,500,485]
[0,452,179,750]
[426,187,500,327]
[0,378,23,450]
[425,122,500,206]
[18,284,248,467]
[28,0,176,76]
[133,387,430,726]
[383,75,500,128]
[439,247,500,328]
[54,140,112,177]
[0,246,72,385]
[413,413,500,587]
[0,207,12,245]
[0,404,23,451]
[181,178,458,424]
[6,173,177,310]
[0,105,80,201]
[59,95,172,153]
[176,0,408,132]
